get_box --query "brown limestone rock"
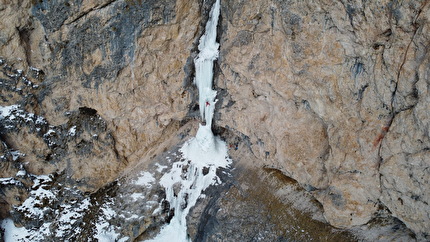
[218,0,430,235]
[0,0,429,239]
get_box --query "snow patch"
[17,175,56,219]
[134,171,155,187]
[10,150,24,161]
[155,163,168,173]
[0,105,19,119]
[68,126,77,136]
[94,199,124,242]
[30,66,41,72]
[0,105,47,129]
[130,193,145,201]
[0,177,22,186]
[16,170,26,177]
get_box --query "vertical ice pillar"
[194,0,221,128]
[148,1,228,241]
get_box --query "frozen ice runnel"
[148,0,230,241]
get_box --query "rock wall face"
[0,0,429,240]
[1,0,206,190]
[217,0,430,239]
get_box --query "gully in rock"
[148,0,230,241]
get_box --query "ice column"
[194,0,220,128]
[148,0,229,241]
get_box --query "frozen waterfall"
[148,0,230,241]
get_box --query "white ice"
[194,0,221,126]
[1,219,30,241]
[149,0,230,241]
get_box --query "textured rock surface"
[0,0,208,236]
[0,0,429,240]
[0,57,123,191]
[186,133,415,241]
[217,0,430,239]
[1,0,206,189]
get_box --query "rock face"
[0,0,429,240]
[217,0,430,239]
[1,0,206,189]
